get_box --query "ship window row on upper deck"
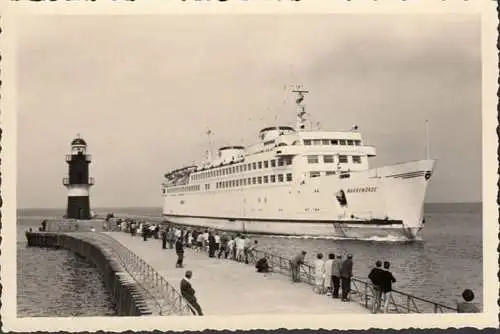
[192,157,293,181]
[216,173,293,189]
[303,139,362,146]
[167,184,201,194]
[307,155,362,164]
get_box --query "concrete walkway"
[105,232,368,315]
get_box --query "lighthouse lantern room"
[63,134,94,219]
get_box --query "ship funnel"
[218,146,245,163]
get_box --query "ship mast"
[206,129,214,162]
[425,119,430,159]
[292,85,310,131]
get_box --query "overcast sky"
[17,14,481,208]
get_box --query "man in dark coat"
[175,236,184,268]
[161,229,167,249]
[208,232,216,258]
[340,254,353,301]
[380,261,397,313]
[331,255,342,298]
[368,260,384,313]
[180,270,203,316]
[142,223,149,241]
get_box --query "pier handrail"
[251,248,457,313]
[83,233,166,315]
[109,218,458,314]
[87,233,194,316]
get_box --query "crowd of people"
[111,218,261,269]
[295,252,355,302]
[108,217,480,315]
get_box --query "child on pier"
[456,289,480,313]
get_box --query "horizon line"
[17,201,483,211]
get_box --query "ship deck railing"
[251,249,458,314]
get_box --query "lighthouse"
[63,134,94,220]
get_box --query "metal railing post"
[364,282,368,309]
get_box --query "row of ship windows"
[216,173,293,188]
[192,157,293,181]
[168,185,201,193]
[304,139,362,146]
[307,155,362,164]
[167,173,294,193]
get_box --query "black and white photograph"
[2,1,498,332]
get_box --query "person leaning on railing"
[180,270,203,316]
[331,254,342,299]
[247,240,258,264]
[340,254,354,302]
[290,250,307,283]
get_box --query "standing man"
[214,232,221,257]
[340,254,353,302]
[175,236,185,268]
[368,260,384,313]
[290,250,307,283]
[331,254,342,298]
[208,231,216,258]
[227,236,236,260]
[381,261,396,313]
[142,223,148,241]
[218,232,228,259]
[167,228,175,249]
[180,270,203,316]
[161,228,167,249]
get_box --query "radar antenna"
[292,85,310,130]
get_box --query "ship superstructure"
[162,87,435,240]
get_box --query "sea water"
[16,202,482,315]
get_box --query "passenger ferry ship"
[162,87,435,240]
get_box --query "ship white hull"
[162,215,418,240]
[163,159,435,241]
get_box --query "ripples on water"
[103,203,483,309]
[17,216,116,317]
[251,203,483,309]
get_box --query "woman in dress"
[324,253,335,296]
[313,253,326,294]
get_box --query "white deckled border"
[1,0,498,332]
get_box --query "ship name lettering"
[346,186,377,193]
